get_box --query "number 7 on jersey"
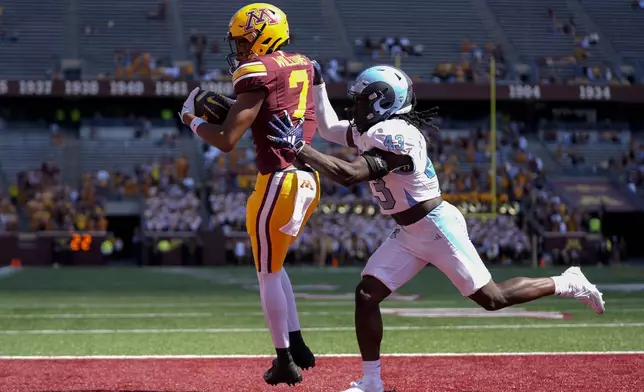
[288,69,309,118]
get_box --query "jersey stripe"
[232,72,269,88]
[232,62,268,83]
[256,172,286,273]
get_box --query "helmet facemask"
[226,32,259,74]
[347,82,396,133]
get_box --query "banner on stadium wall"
[0,79,635,102]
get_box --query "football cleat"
[341,379,385,392]
[560,266,605,314]
[272,342,316,370]
[264,359,303,386]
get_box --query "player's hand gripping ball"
[194,89,236,124]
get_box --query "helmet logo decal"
[244,9,279,32]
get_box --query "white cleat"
[341,379,385,392]
[561,266,605,314]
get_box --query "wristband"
[293,139,306,154]
[190,117,206,135]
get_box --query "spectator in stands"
[605,139,644,194]
[22,174,108,232]
[468,215,530,263]
[0,195,18,232]
[144,184,201,232]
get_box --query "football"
[194,89,235,124]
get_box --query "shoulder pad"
[232,60,269,92]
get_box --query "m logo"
[244,9,279,32]
[300,179,314,190]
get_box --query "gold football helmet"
[226,3,290,73]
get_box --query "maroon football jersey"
[232,51,317,174]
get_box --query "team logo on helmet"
[244,9,279,32]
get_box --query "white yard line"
[0,311,353,319]
[0,301,355,309]
[1,351,643,360]
[0,322,643,335]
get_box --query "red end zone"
[0,354,642,392]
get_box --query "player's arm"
[311,60,355,148]
[298,145,412,187]
[182,90,265,153]
[297,145,372,187]
[181,62,271,152]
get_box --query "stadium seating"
[78,139,183,176]
[525,186,587,233]
[542,130,630,170]
[180,0,344,73]
[78,0,173,76]
[143,184,202,232]
[0,0,640,82]
[335,0,493,78]
[0,0,66,78]
[487,0,608,81]
[581,0,644,62]
[486,0,583,59]
[0,130,66,182]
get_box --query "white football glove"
[178,87,201,125]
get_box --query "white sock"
[280,268,301,332]
[362,360,382,383]
[258,271,289,349]
[552,275,571,296]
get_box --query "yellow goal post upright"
[461,56,498,221]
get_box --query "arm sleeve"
[313,84,352,147]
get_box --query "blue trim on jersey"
[404,189,417,207]
[398,156,433,177]
[425,158,436,178]
[426,203,479,262]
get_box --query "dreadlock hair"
[396,106,440,145]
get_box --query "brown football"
[194,89,235,124]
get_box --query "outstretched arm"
[310,61,355,147]
[313,84,355,148]
[266,107,411,188]
[182,90,265,152]
[298,145,412,188]
[297,144,371,187]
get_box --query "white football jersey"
[352,119,441,215]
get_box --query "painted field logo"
[381,308,569,320]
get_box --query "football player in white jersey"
[267,63,605,392]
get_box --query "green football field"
[0,265,643,357]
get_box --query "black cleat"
[264,359,303,386]
[291,342,316,370]
[272,343,316,370]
